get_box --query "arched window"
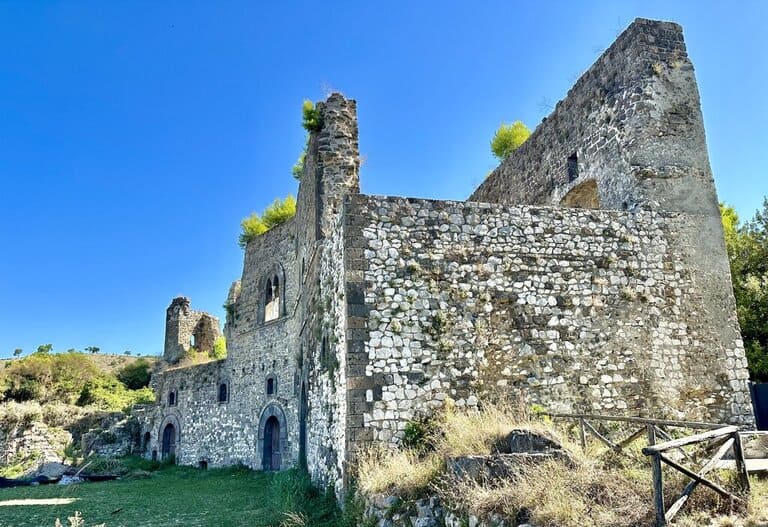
[265,275,280,322]
[168,390,177,406]
[218,383,228,403]
[266,376,276,396]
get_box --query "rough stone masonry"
[138,18,754,498]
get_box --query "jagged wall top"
[470,18,714,218]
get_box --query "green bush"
[76,377,155,412]
[302,99,323,132]
[491,121,531,161]
[117,359,152,390]
[239,195,297,248]
[211,336,227,360]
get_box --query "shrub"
[239,195,297,248]
[77,376,154,411]
[211,336,227,360]
[490,121,531,161]
[292,147,307,180]
[116,359,152,390]
[301,100,322,132]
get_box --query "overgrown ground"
[356,400,768,527]
[0,460,352,527]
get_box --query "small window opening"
[168,391,177,406]
[218,383,228,403]
[199,460,208,470]
[567,152,579,182]
[265,275,280,322]
[320,336,329,368]
[266,377,275,395]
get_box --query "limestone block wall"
[343,195,753,446]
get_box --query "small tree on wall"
[491,121,531,161]
[239,195,297,248]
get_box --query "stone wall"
[343,195,753,446]
[164,297,222,364]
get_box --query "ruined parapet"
[223,280,241,342]
[163,297,222,364]
[313,93,360,239]
[471,18,707,214]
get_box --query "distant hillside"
[0,352,158,410]
[1,353,157,374]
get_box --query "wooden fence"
[548,413,750,526]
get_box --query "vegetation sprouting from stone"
[721,198,768,381]
[301,99,323,132]
[292,145,307,180]
[490,120,531,161]
[239,194,297,248]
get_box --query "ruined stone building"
[138,18,755,495]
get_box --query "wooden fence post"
[733,432,751,493]
[647,424,665,526]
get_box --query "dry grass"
[356,447,443,497]
[438,456,654,527]
[355,398,767,526]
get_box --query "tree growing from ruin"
[491,121,531,161]
[239,195,297,248]
[721,199,768,381]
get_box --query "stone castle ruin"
[139,18,754,495]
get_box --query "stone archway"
[560,179,600,209]
[158,415,181,461]
[258,403,288,471]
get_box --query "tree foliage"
[116,358,152,390]
[239,195,297,248]
[491,121,531,161]
[1,351,156,411]
[721,199,768,381]
[212,336,227,360]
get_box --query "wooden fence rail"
[641,425,750,526]
[547,413,751,526]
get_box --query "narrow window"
[265,276,280,322]
[218,383,228,403]
[266,377,275,395]
[168,390,176,406]
[322,336,328,363]
[567,152,579,182]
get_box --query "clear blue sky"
[1,1,766,358]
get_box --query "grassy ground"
[0,462,348,527]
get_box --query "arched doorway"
[161,423,176,459]
[263,416,281,471]
[257,403,288,472]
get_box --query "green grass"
[0,461,350,527]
